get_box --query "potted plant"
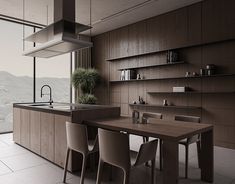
[72,68,100,104]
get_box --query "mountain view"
[0,71,70,133]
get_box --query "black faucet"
[40,85,53,105]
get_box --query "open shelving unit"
[117,61,185,71]
[129,103,201,109]
[110,73,235,83]
[147,91,235,94]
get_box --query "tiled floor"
[0,133,234,184]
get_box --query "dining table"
[84,117,213,184]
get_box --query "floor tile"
[10,163,73,184]
[0,152,48,171]
[0,161,12,175]
[0,144,29,158]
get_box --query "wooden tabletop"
[84,117,213,141]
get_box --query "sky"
[0,19,70,78]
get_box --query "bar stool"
[63,121,99,184]
[96,128,158,184]
[175,115,201,178]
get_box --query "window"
[0,20,34,133]
[36,54,71,103]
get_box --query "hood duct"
[23,0,93,58]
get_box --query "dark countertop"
[13,102,119,116]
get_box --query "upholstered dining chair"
[142,112,163,169]
[174,115,201,178]
[96,128,158,184]
[63,121,99,184]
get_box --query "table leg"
[162,140,179,184]
[201,129,214,182]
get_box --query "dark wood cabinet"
[202,0,235,43]
[188,3,202,46]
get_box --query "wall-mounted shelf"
[147,91,235,94]
[129,103,201,109]
[117,61,185,71]
[110,73,235,83]
[106,38,235,62]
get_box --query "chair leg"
[159,139,162,171]
[143,137,150,166]
[151,158,156,184]
[80,154,87,184]
[196,141,201,168]
[63,148,70,183]
[96,159,104,184]
[185,145,189,179]
[123,170,130,184]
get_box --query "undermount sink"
[29,104,50,107]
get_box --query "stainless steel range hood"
[23,0,93,58]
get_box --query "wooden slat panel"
[30,110,41,154]
[40,112,55,162]
[20,109,30,149]
[13,108,21,144]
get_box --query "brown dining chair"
[63,122,99,184]
[174,115,201,179]
[96,128,158,184]
[142,112,163,170]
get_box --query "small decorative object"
[142,116,148,124]
[124,70,136,80]
[132,110,140,124]
[200,68,206,76]
[120,70,125,80]
[185,71,191,77]
[138,96,146,104]
[192,72,198,76]
[173,87,188,93]
[206,64,216,76]
[133,101,137,104]
[167,50,179,63]
[137,73,141,80]
[163,99,168,106]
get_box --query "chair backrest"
[142,112,162,123]
[174,115,200,143]
[175,115,200,123]
[98,128,131,171]
[66,121,88,155]
[134,139,158,166]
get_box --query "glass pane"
[0,20,33,133]
[36,54,71,103]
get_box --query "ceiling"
[0,0,202,36]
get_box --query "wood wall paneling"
[92,0,235,149]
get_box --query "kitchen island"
[13,102,120,171]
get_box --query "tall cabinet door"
[202,0,235,43]
[40,112,55,162]
[30,111,41,154]
[13,108,21,144]
[54,115,71,168]
[20,109,30,149]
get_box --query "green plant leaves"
[72,68,100,104]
